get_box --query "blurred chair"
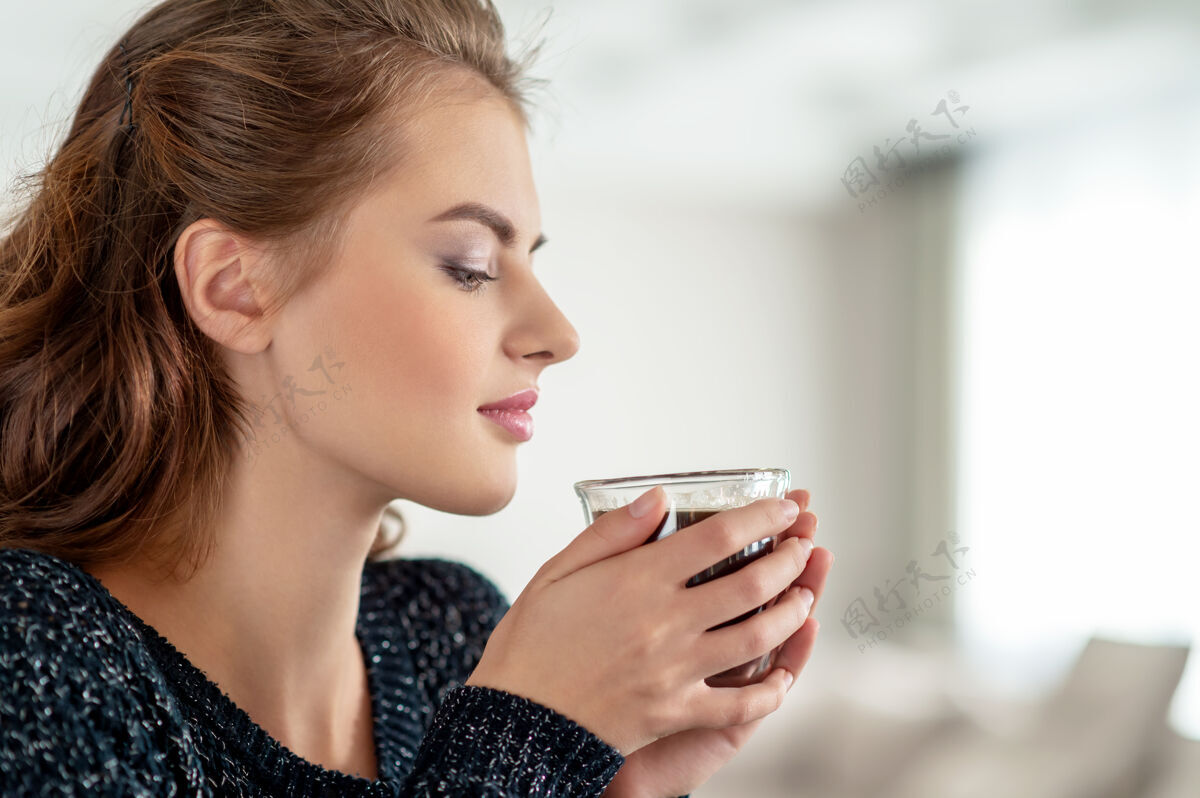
[1141,730,1200,798]
[879,636,1191,798]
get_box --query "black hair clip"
[117,40,136,135]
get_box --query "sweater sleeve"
[395,558,625,796]
[404,684,624,796]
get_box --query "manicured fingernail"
[628,486,662,518]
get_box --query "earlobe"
[173,219,271,354]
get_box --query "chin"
[439,493,515,517]
[413,476,517,517]
[469,479,518,515]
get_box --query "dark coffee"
[595,507,776,632]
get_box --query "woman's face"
[262,80,579,516]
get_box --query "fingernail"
[628,486,661,519]
[798,587,815,611]
[780,499,800,522]
[781,669,794,689]
[797,538,814,557]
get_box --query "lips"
[478,389,537,442]
[478,389,538,412]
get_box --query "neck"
[84,435,393,779]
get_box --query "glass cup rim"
[573,467,789,492]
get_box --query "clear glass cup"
[573,467,791,688]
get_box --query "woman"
[0,1,833,795]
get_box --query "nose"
[504,270,580,366]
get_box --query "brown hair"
[0,0,546,580]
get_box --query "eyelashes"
[438,261,498,295]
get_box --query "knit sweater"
[0,547,627,797]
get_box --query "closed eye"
[439,261,498,295]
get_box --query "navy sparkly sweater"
[0,547,627,797]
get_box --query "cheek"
[298,271,512,510]
[393,299,488,405]
[341,279,491,415]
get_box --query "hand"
[601,489,833,798]
[465,486,815,756]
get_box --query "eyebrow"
[428,202,548,254]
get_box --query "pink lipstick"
[478,389,537,442]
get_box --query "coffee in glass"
[574,468,791,688]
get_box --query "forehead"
[373,74,540,232]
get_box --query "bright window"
[954,87,1200,739]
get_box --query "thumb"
[538,485,667,582]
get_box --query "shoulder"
[0,548,193,793]
[0,547,123,639]
[1,546,138,633]
[0,546,170,698]
[2,545,95,602]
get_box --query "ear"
[172,218,274,355]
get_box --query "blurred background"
[3,1,1197,795]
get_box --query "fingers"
[786,488,811,514]
[687,618,821,734]
[787,546,833,615]
[691,660,795,730]
[772,503,831,616]
[656,497,801,584]
[777,507,818,546]
[772,618,821,691]
[692,581,815,680]
[687,533,814,630]
[537,486,668,582]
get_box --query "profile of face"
[175,72,580,518]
